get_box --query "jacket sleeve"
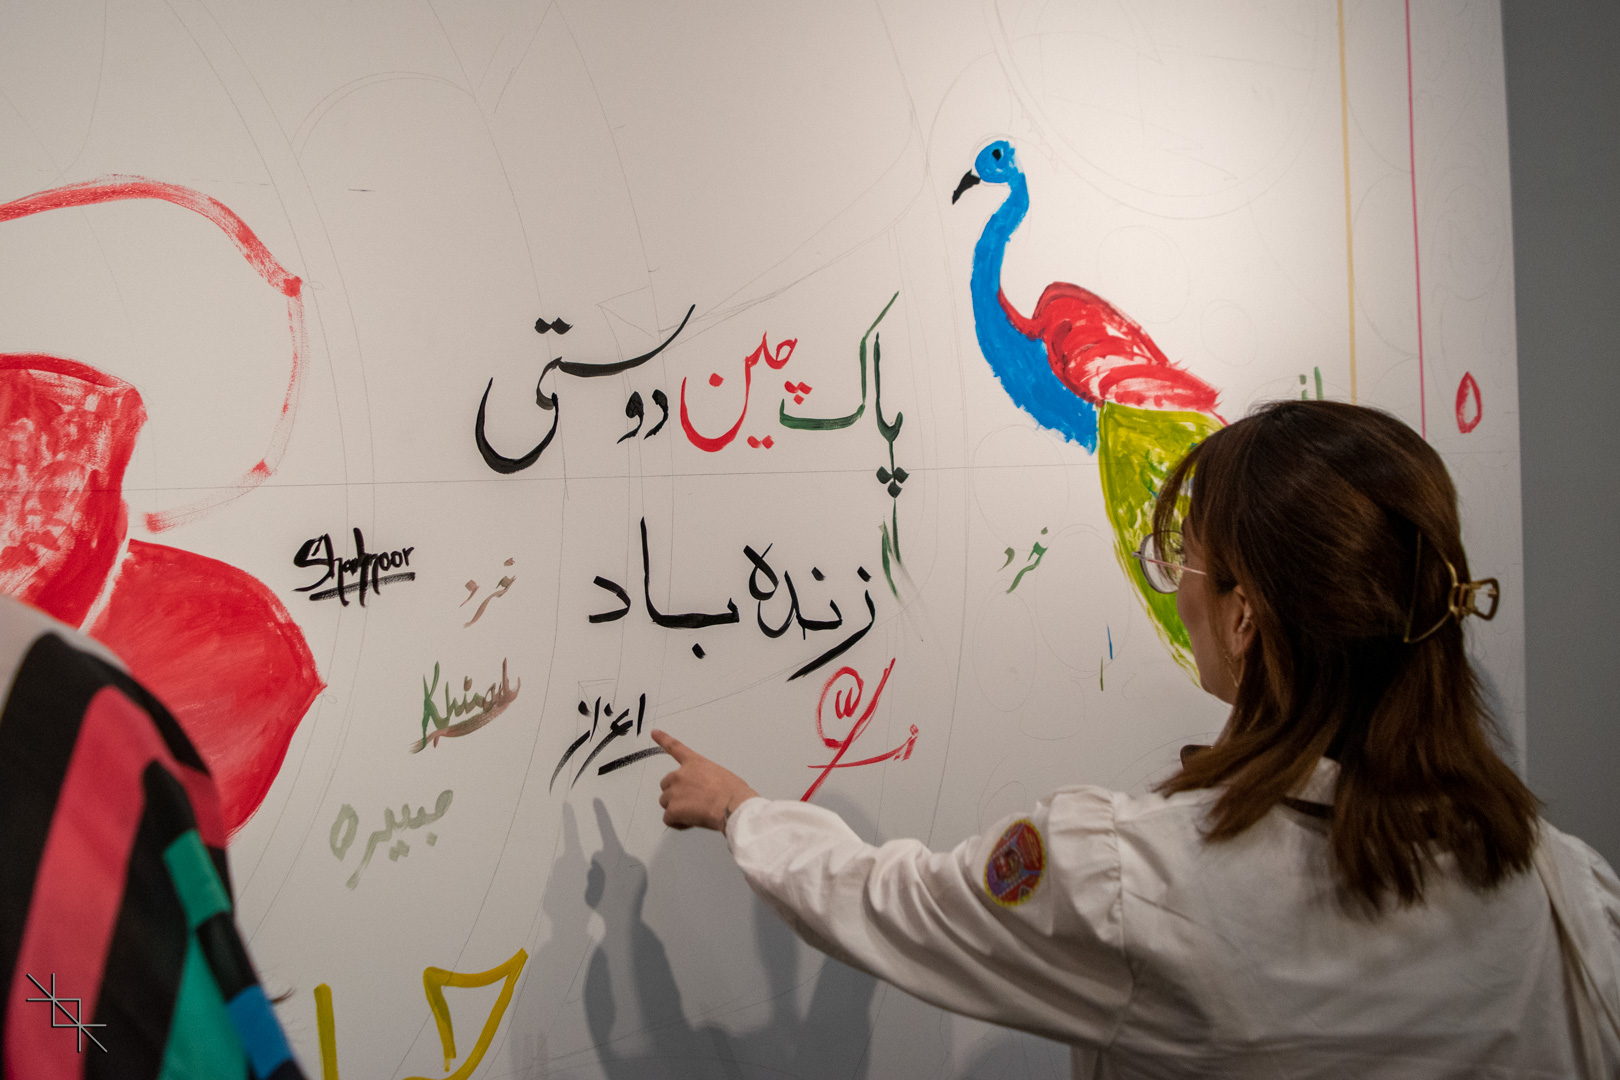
[725,789,1132,1048]
[1553,827,1620,1063]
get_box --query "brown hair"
[1152,400,1537,909]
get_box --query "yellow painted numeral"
[407,949,529,1079]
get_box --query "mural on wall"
[954,140,1224,669]
[0,180,323,836]
[0,2,1523,1076]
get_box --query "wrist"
[717,786,758,834]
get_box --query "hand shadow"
[583,795,878,1079]
[497,802,594,1074]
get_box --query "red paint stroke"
[802,658,915,802]
[1000,284,1222,416]
[0,184,322,839]
[0,355,145,626]
[1405,0,1427,438]
[681,334,796,452]
[88,540,324,837]
[761,335,797,370]
[0,175,307,530]
[1455,372,1482,433]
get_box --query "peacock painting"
[953,140,1225,671]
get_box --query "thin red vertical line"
[1405,0,1426,438]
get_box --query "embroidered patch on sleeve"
[984,818,1045,907]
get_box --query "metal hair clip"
[1402,534,1500,644]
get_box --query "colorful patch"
[984,819,1045,907]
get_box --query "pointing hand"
[652,730,759,832]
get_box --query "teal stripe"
[163,829,231,929]
[158,938,248,1080]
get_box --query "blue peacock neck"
[966,169,1099,451]
[971,171,1029,317]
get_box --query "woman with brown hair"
[652,401,1620,1078]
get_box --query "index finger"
[650,728,694,764]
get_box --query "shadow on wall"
[503,797,878,1079]
[583,795,876,1079]
[500,801,593,1075]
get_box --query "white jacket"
[726,758,1620,1078]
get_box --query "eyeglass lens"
[1134,534,1183,594]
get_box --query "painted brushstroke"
[0,182,323,837]
[1456,372,1482,433]
[0,355,145,626]
[1098,403,1220,672]
[956,139,1226,668]
[0,175,306,530]
[802,659,915,802]
[412,950,529,1080]
[411,659,520,753]
[1000,283,1220,415]
[959,141,1221,451]
[87,539,324,836]
[1404,0,1425,433]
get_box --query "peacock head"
[951,140,1020,203]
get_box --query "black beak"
[951,170,981,204]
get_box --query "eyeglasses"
[1131,533,1207,594]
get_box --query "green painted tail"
[1098,402,1222,675]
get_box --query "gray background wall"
[1503,0,1619,867]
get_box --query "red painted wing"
[1000,283,1222,415]
[88,540,324,837]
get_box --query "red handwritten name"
[802,658,918,802]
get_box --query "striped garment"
[0,595,306,1079]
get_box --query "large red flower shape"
[1,177,321,839]
[1,356,322,838]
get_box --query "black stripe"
[140,759,201,848]
[1280,796,1332,820]
[211,846,235,901]
[85,764,196,1080]
[0,633,126,1005]
[262,1058,309,1080]
[196,913,258,1003]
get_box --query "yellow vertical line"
[314,983,340,1080]
[1336,0,1357,402]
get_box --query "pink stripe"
[1405,0,1426,438]
[4,687,223,1078]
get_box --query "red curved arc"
[0,176,301,297]
[678,371,749,452]
[0,176,308,532]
